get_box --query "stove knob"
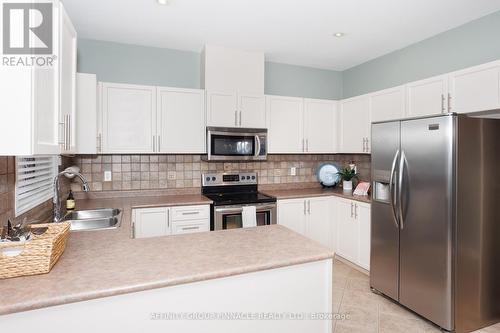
[212,177,216,181]
[240,176,245,181]
[246,176,251,180]
[205,177,210,182]
[251,175,256,180]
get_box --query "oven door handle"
[254,135,261,157]
[214,203,276,214]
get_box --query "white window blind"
[15,156,57,216]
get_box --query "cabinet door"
[266,95,304,153]
[133,207,169,238]
[59,3,77,154]
[336,199,358,263]
[370,86,405,123]
[356,202,371,270]
[75,73,97,154]
[206,90,238,127]
[239,93,265,128]
[157,87,205,153]
[305,197,333,249]
[277,199,306,235]
[449,61,500,113]
[303,99,338,153]
[101,83,156,153]
[340,96,370,153]
[406,75,448,117]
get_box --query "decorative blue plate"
[316,163,341,187]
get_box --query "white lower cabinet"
[335,198,371,270]
[133,205,210,239]
[132,207,170,239]
[278,197,333,249]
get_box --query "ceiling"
[61,0,500,71]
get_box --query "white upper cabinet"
[266,95,304,153]
[369,86,405,123]
[0,2,77,156]
[406,75,448,117]
[340,96,371,154]
[238,94,266,128]
[75,73,97,154]
[206,90,238,127]
[448,61,500,114]
[202,45,265,128]
[100,82,156,153]
[157,87,205,153]
[303,99,338,153]
[59,3,77,154]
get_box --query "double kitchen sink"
[63,208,122,231]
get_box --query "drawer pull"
[182,226,200,230]
[182,212,200,215]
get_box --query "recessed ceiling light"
[157,0,172,5]
[333,32,345,38]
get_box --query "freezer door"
[399,115,454,330]
[370,121,400,300]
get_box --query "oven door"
[205,127,267,161]
[213,203,277,231]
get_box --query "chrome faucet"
[53,169,90,222]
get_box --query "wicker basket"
[0,222,70,279]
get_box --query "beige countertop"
[0,194,334,316]
[262,187,372,204]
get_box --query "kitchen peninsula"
[1,196,334,333]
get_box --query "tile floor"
[332,258,500,333]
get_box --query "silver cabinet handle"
[354,203,358,219]
[303,200,307,215]
[447,93,451,112]
[302,139,305,152]
[239,110,242,126]
[350,202,354,218]
[182,211,199,215]
[97,133,102,153]
[365,137,369,152]
[307,200,311,215]
[182,226,200,231]
[234,110,238,126]
[68,114,71,149]
[153,135,156,152]
[65,114,70,150]
[58,119,65,145]
[306,139,309,152]
[362,138,366,152]
[158,135,161,152]
[441,94,445,113]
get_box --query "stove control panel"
[202,172,257,187]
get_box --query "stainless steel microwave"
[203,127,268,161]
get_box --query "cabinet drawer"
[170,205,210,221]
[171,219,210,235]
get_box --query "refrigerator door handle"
[389,149,400,228]
[398,150,406,229]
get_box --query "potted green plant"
[337,166,358,191]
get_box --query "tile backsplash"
[69,154,371,192]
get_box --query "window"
[15,156,58,216]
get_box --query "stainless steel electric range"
[201,172,277,231]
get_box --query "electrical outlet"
[167,171,176,180]
[104,171,112,182]
[290,167,296,176]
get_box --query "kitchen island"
[1,196,334,333]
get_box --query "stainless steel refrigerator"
[370,113,500,333]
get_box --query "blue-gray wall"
[77,39,342,100]
[265,62,342,99]
[343,10,500,98]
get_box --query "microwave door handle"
[254,135,261,157]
